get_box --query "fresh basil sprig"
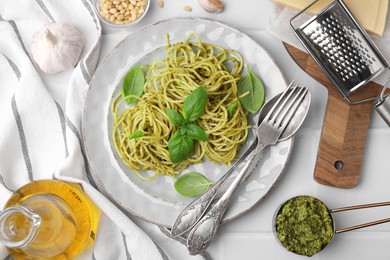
[167,86,209,164]
[174,172,213,197]
[237,66,265,113]
[122,65,145,105]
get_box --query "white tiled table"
[97,1,390,259]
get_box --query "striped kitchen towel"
[0,0,209,259]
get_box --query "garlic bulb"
[198,0,223,13]
[31,23,84,74]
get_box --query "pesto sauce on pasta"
[111,33,250,179]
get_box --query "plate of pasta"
[83,18,292,227]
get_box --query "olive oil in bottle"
[0,180,101,259]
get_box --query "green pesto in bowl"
[275,195,334,256]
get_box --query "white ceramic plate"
[83,18,292,227]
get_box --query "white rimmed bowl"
[94,0,150,29]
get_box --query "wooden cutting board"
[284,43,386,188]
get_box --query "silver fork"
[184,83,309,255]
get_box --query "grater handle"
[374,74,390,127]
[375,96,390,127]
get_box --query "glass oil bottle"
[0,180,101,259]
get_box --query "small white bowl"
[94,0,150,29]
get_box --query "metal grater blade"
[293,0,388,97]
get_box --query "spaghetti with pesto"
[111,33,250,180]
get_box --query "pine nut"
[183,6,192,12]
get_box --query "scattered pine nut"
[183,6,192,12]
[158,0,164,8]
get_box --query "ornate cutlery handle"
[186,194,229,255]
[170,140,258,237]
[186,144,265,255]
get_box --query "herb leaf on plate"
[237,66,265,113]
[166,108,185,127]
[184,124,208,141]
[228,101,238,119]
[128,130,144,140]
[168,131,194,163]
[174,172,213,197]
[183,86,208,122]
[122,65,145,105]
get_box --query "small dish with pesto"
[274,195,390,257]
[274,195,334,257]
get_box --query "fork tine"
[275,86,308,128]
[270,84,300,123]
[263,81,298,122]
[274,86,304,125]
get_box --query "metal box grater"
[290,0,389,99]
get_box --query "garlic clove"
[198,0,223,13]
[31,23,84,74]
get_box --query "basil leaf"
[179,125,188,136]
[122,65,145,105]
[183,86,208,122]
[168,131,194,163]
[185,124,208,141]
[166,108,185,127]
[237,66,265,113]
[174,172,213,197]
[128,130,144,140]
[228,102,238,119]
